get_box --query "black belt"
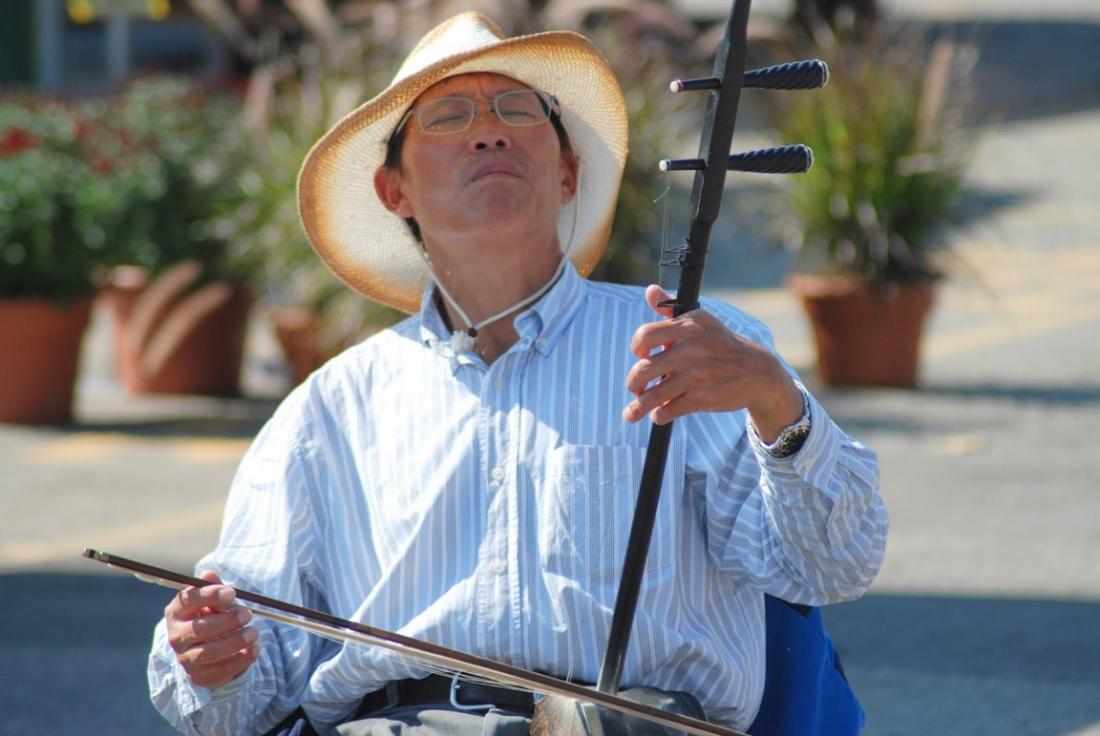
[357,673,538,717]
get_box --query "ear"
[559,147,579,205]
[373,166,414,218]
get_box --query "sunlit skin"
[166,72,803,692]
[164,571,258,688]
[625,285,804,437]
[374,73,578,364]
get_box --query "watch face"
[773,424,810,458]
[761,390,811,458]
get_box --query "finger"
[645,284,676,319]
[186,643,261,690]
[625,358,654,397]
[170,571,237,620]
[178,626,260,671]
[630,319,681,359]
[625,347,678,396]
[623,374,688,424]
[650,394,694,426]
[631,309,715,358]
[171,607,253,653]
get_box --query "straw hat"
[297,12,629,314]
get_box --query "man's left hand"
[623,286,804,442]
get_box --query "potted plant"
[210,33,407,386]
[773,29,975,386]
[97,76,261,396]
[0,94,156,422]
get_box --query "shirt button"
[489,559,507,575]
[495,379,505,390]
[491,467,505,481]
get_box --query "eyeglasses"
[393,89,560,137]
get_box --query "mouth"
[469,162,521,182]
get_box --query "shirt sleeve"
[686,300,888,606]
[147,387,331,735]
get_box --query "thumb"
[197,570,234,613]
[645,285,675,319]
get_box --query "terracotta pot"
[104,263,253,396]
[788,275,935,387]
[269,308,329,386]
[0,296,93,423]
[99,265,149,385]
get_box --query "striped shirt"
[148,262,887,735]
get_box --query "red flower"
[91,158,115,174]
[73,119,92,141]
[0,127,36,157]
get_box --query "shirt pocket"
[537,444,676,593]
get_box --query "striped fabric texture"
[148,262,887,735]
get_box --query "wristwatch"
[759,389,812,459]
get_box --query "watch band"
[759,388,811,459]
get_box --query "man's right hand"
[165,570,261,689]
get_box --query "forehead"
[416,72,531,102]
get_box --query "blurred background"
[1,0,1098,734]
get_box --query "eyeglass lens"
[416,90,552,135]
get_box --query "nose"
[467,102,512,151]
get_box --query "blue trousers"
[746,596,864,735]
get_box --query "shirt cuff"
[749,383,841,487]
[206,667,251,701]
[150,620,251,719]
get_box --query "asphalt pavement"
[2,3,1099,734]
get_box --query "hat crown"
[298,13,628,314]
[393,13,507,85]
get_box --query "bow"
[82,548,745,736]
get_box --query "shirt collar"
[514,259,585,356]
[417,259,586,361]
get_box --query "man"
[149,13,887,736]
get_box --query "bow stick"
[596,0,826,698]
[82,548,746,736]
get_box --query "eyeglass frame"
[389,88,562,140]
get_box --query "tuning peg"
[729,144,813,173]
[669,76,721,93]
[659,144,813,174]
[658,158,705,172]
[671,60,828,95]
[743,59,829,90]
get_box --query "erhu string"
[133,567,546,694]
[240,601,589,694]
[654,178,674,290]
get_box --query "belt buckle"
[449,672,494,712]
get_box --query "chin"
[476,195,534,225]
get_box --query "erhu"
[532,0,825,732]
[83,1,827,733]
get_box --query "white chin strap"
[428,170,581,355]
[434,256,566,355]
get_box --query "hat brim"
[298,30,628,314]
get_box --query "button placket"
[504,349,534,665]
[472,374,495,654]
[476,355,516,655]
